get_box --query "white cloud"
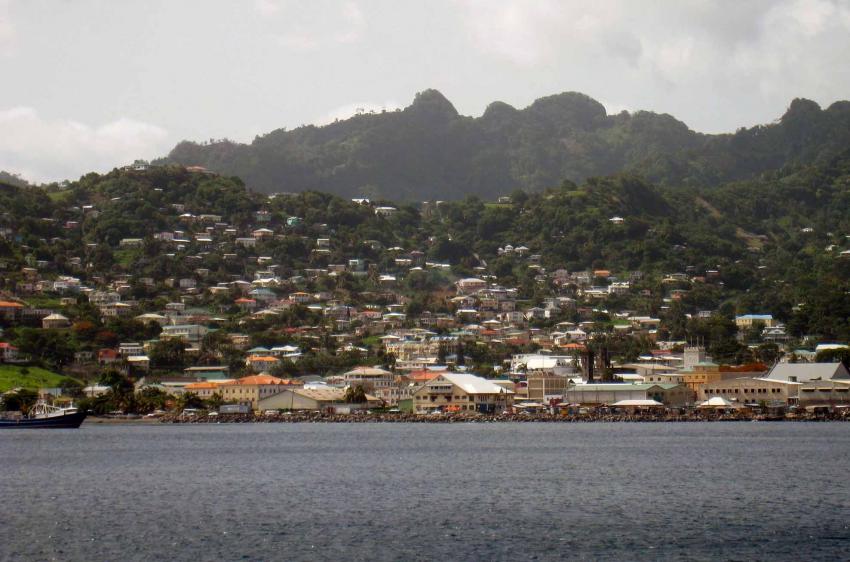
[0,107,170,183]
[313,101,402,126]
[453,0,850,131]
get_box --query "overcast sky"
[1,0,849,183]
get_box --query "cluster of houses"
[69,346,850,416]
[2,176,850,416]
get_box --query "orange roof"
[227,374,298,386]
[720,363,768,372]
[185,381,221,390]
[409,370,441,383]
[247,355,279,362]
[234,298,256,304]
[0,301,24,308]
[561,343,587,351]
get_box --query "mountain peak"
[405,89,459,120]
[482,100,518,119]
[781,98,822,122]
[527,91,607,129]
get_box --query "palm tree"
[343,385,368,404]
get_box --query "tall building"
[684,345,711,370]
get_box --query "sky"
[1,0,849,183]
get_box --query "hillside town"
[2,166,850,420]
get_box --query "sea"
[1,422,849,561]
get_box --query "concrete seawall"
[159,411,850,424]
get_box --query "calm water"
[1,422,849,561]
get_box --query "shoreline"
[148,412,850,424]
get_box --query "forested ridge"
[162,90,850,201]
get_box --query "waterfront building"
[184,381,226,400]
[796,380,850,408]
[219,374,302,409]
[257,387,381,413]
[765,362,850,383]
[698,377,801,406]
[342,366,395,391]
[526,374,571,402]
[412,373,514,414]
[563,383,691,408]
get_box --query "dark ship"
[0,401,86,428]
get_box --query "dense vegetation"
[2,146,850,349]
[162,90,850,200]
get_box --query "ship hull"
[0,411,87,429]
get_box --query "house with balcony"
[160,324,209,342]
[412,373,514,414]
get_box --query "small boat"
[0,400,87,429]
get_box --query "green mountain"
[162,90,850,200]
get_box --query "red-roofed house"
[234,297,257,312]
[0,342,19,362]
[98,348,121,365]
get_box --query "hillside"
[0,365,79,393]
[2,151,850,342]
[162,90,850,200]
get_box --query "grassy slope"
[0,365,80,392]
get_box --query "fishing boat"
[0,400,87,429]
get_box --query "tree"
[205,392,224,410]
[1,388,38,413]
[815,348,850,369]
[455,342,465,366]
[15,328,76,368]
[175,392,204,412]
[149,338,187,369]
[755,343,780,365]
[135,386,169,414]
[99,369,135,413]
[437,343,447,364]
[60,378,85,398]
[343,384,368,404]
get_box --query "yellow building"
[673,363,768,398]
[412,373,514,414]
[184,381,227,400]
[219,374,301,410]
[735,314,776,329]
